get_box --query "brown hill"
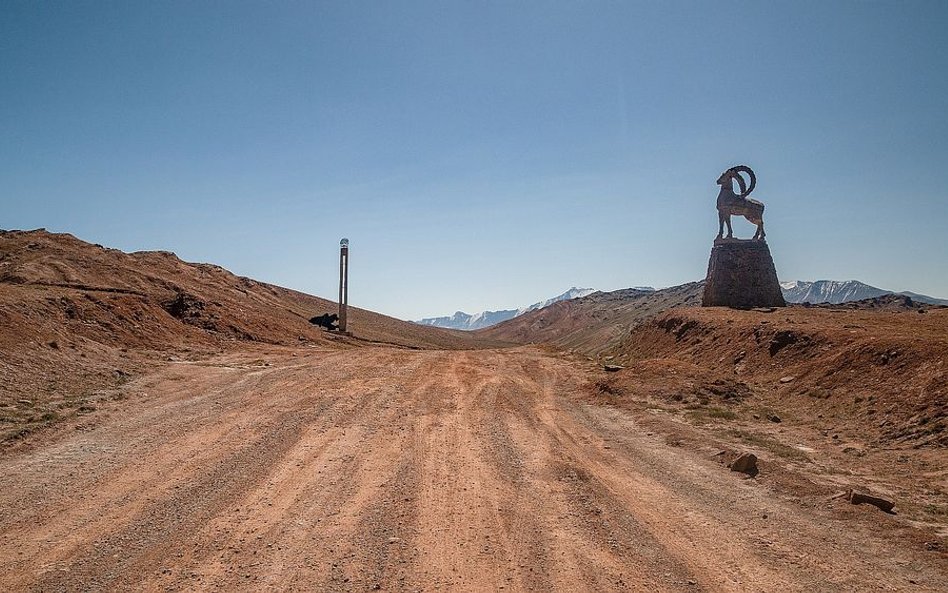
[602,305,948,448]
[476,283,703,356]
[0,229,497,442]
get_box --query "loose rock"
[847,489,895,513]
[729,452,759,477]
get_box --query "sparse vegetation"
[686,406,737,422]
[726,429,811,462]
[593,378,625,397]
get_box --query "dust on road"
[1,347,943,592]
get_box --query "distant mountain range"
[780,280,948,306]
[418,279,945,332]
[415,287,604,331]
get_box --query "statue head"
[717,166,756,198]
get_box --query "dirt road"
[1,347,944,592]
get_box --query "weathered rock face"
[702,239,786,308]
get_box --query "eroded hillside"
[0,229,499,443]
[607,305,948,448]
[476,283,703,356]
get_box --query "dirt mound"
[607,306,948,448]
[591,358,752,407]
[477,282,703,356]
[0,229,499,443]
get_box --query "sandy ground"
[1,346,945,592]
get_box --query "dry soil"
[2,345,944,592]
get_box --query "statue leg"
[717,212,725,238]
[725,216,733,238]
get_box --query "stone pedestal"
[702,239,786,308]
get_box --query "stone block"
[702,239,786,309]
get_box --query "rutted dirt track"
[1,347,944,592]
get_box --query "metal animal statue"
[716,165,766,240]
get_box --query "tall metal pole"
[339,238,349,333]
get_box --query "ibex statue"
[716,165,765,240]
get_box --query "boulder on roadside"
[729,452,759,477]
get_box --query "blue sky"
[2,1,947,320]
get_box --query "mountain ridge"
[415,287,599,331]
[780,279,948,306]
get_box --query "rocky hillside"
[606,304,948,448]
[0,229,498,442]
[476,283,703,356]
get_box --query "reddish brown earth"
[0,229,496,443]
[2,230,946,591]
[608,305,948,448]
[589,305,948,548]
[2,346,945,592]
[476,284,702,356]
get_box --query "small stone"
[603,364,624,372]
[847,489,895,513]
[767,413,782,423]
[779,376,795,383]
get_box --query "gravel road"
[1,346,943,592]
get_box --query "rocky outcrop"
[702,239,785,308]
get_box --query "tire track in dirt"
[2,346,944,592]
[139,351,431,591]
[492,355,699,591]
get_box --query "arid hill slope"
[605,304,948,448]
[476,283,703,356]
[0,229,497,442]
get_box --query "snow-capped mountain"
[780,280,948,306]
[515,287,597,316]
[415,287,597,331]
[415,309,520,331]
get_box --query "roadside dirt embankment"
[609,306,948,448]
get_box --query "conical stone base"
[702,239,786,308]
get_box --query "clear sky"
[3,1,947,320]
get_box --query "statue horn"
[731,165,756,197]
[730,168,747,196]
